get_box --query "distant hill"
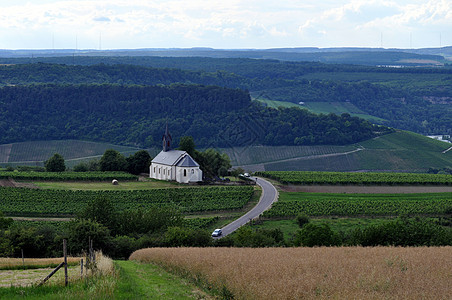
[224,131,452,173]
[0,46,450,66]
[1,60,450,137]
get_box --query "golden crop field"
[130,247,452,299]
[0,257,80,269]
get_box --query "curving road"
[216,176,278,238]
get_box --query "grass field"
[130,246,452,299]
[33,179,183,190]
[0,256,213,299]
[254,98,385,122]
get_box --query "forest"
[0,84,384,147]
[0,59,450,136]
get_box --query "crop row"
[256,171,452,185]
[262,192,452,218]
[0,171,138,181]
[184,217,219,229]
[0,186,254,217]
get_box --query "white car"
[211,229,222,237]
[244,173,250,177]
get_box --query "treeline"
[0,63,248,90]
[0,84,384,147]
[1,61,450,135]
[2,208,450,260]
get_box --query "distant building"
[149,124,203,183]
[427,135,451,144]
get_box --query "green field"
[1,130,451,173]
[223,144,357,166]
[257,171,452,185]
[0,186,255,217]
[303,102,387,123]
[0,171,138,181]
[258,131,452,172]
[254,98,386,122]
[261,192,452,218]
[0,140,160,168]
[33,180,181,190]
[254,97,301,109]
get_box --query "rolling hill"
[224,131,452,172]
[1,131,450,173]
[0,140,158,168]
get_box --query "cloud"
[0,0,450,49]
[93,16,111,22]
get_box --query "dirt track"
[0,179,15,187]
[280,184,452,194]
[0,179,37,188]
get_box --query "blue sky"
[0,0,450,49]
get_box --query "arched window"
[191,169,194,174]
[184,169,187,177]
[154,167,156,173]
[159,168,160,174]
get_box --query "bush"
[294,223,341,247]
[351,217,452,246]
[164,226,211,247]
[110,235,138,259]
[295,213,310,228]
[233,226,285,247]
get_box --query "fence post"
[21,249,24,267]
[81,258,83,277]
[63,239,68,287]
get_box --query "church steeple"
[162,122,172,152]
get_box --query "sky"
[0,0,450,50]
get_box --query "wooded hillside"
[0,84,384,147]
[0,60,450,136]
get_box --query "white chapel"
[149,125,203,183]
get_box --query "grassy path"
[114,260,210,299]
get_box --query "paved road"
[216,176,278,238]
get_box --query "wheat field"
[130,247,452,299]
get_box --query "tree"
[66,219,111,254]
[294,223,341,247]
[126,150,152,175]
[79,195,119,234]
[178,136,196,157]
[100,149,127,171]
[196,148,231,179]
[45,153,65,172]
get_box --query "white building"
[149,125,203,183]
